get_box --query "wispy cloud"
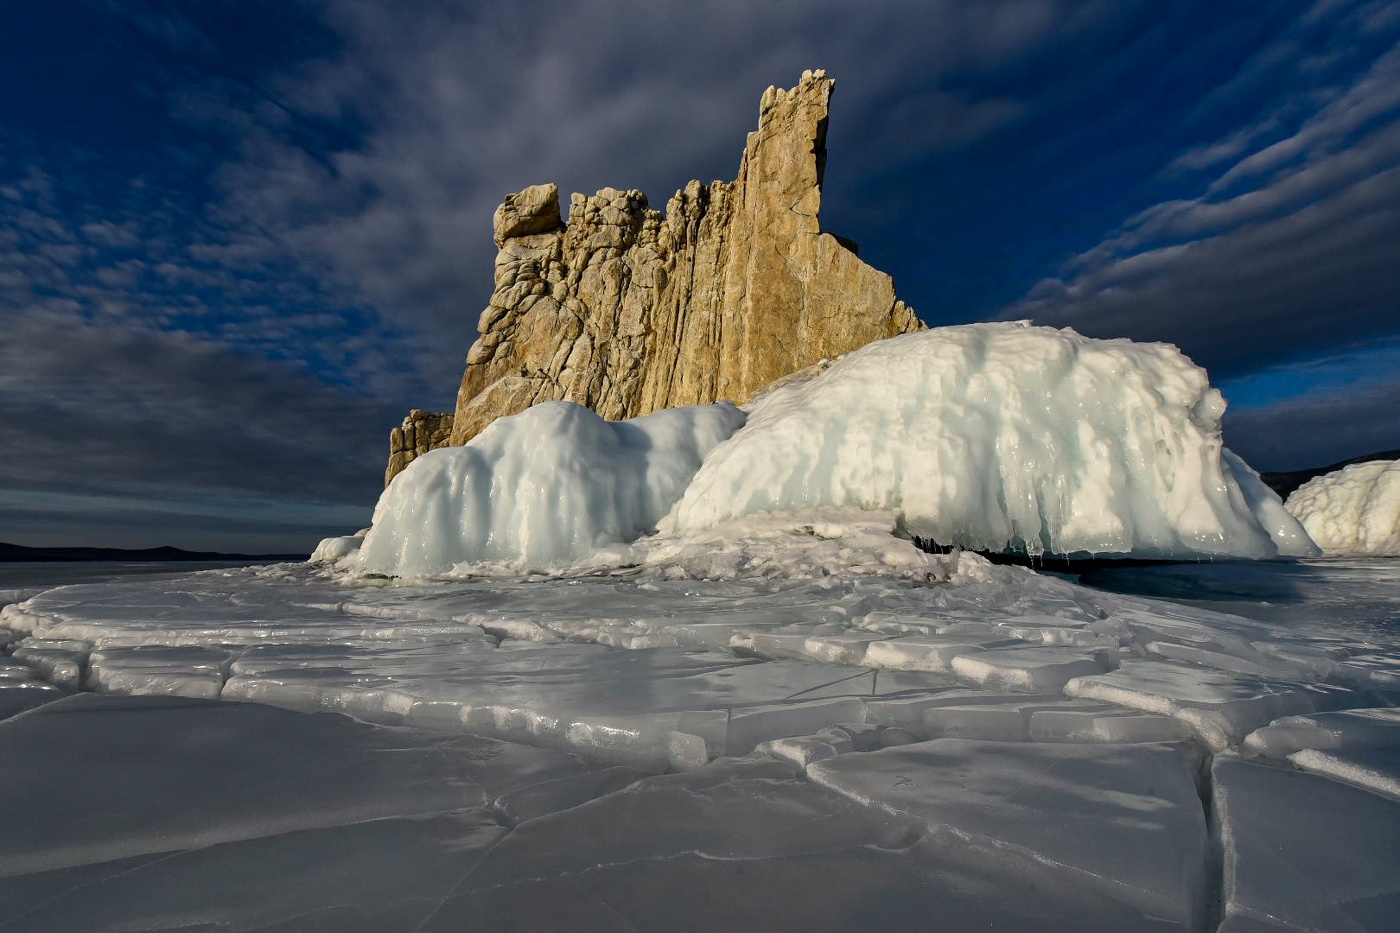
[1226,376,1400,472]
[1005,2,1400,381]
[199,0,1150,350]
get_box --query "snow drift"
[666,323,1316,560]
[1285,460,1400,557]
[356,401,746,576]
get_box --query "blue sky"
[2,0,1398,553]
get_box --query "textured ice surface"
[1213,756,1400,932]
[808,739,1209,929]
[1244,708,1400,798]
[0,693,584,877]
[1065,659,1353,750]
[2,556,1397,929]
[667,323,1314,559]
[1286,458,1400,557]
[358,400,745,575]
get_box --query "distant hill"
[0,543,305,563]
[1260,449,1400,500]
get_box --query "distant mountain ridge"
[1260,449,1400,500]
[0,542,304,563]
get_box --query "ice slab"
[1242,708,1400,799]
[1244,708,1400,759]
[808,738,1209,929]
[0,809,506,933]
[918,697,1188,744]
[0,693,586,876]
[87,644,233,699]
[1066,659,1355,750]
[1213,756,1400,932]
[420,755,1179,933]
[862,633,1012,672]
[949,644,1114,692]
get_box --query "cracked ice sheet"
[807,739,1210,930]
[0,560,1382,768]
[0,693,589,877]
[0,810,508,933]
[0,553,1397,929]
[1213,756,1400,932]
[418,757,1186,933]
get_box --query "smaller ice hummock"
[1285,459,1400,557]
[667,323,1316,560]
[309,534,363,564]
[357,401,746,576]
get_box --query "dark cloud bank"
[2,0,1397,550]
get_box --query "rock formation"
[385,69,923,484]
[384,410,454,486]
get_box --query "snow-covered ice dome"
[1285,459,1400,557]
[667,323,1316,560]
[351,322,1314,578]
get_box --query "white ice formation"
[308,534,363,565]
[670,323,1315,559]
[1285,459,1400,557]
[357,401,746,576]
[350,323,1314,576]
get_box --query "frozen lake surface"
[1,556,1397,931]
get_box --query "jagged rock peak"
[383,70,923,484]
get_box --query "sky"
[2,0,1398,553]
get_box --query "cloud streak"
[1005,2,1400,379]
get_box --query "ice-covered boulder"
[665,323,1316,560]
[309,534,363,565]
[356,401,746,576]
[1285,459,1400,557]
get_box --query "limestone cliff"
[385,70,923,483]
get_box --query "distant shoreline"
[0,542,304,563]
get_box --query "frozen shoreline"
[2,556,1397,930]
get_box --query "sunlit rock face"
[374,70,922,486]
[358,401,746,576]
[1286,459,1400,557]
[665,322,1316,560]
[384,410,454,486]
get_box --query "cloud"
[1004,3,1400,379]
[192,0,1154,352]
[0,304,402,505]
[1226,377,1400,471]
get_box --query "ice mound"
[356,401,746,576]
[666,323,1316,559]
[1285,459,1400,557]
[581,510,994,584]
[309,533,363,564]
